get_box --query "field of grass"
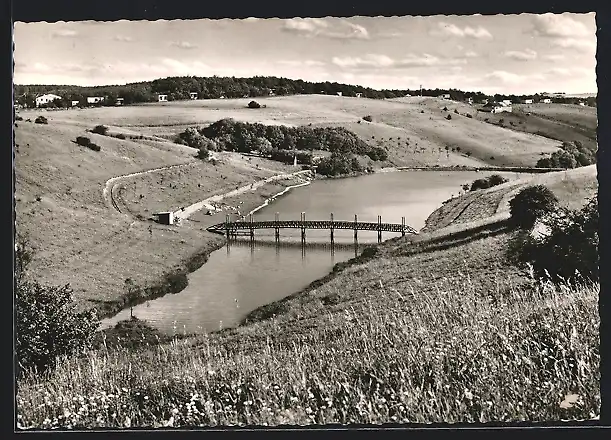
[16,161,600,427]
[14,118,300,312]
[23,95,569,168]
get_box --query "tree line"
[14,76,597,108]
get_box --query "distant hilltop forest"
[14,75,597,108]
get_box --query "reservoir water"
[101,170,526,334]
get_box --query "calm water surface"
[101,170,525,334]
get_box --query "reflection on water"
[101,170,528,335]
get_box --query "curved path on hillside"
[103,161,198,214]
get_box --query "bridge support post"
[275,212,280,243]
[330,213,334,245]
[249,213,254,242]
[225,214,230,241]
[402,216,406,237]
[378,215,382,244]
[301,212,306,245]
[354,214,358,245]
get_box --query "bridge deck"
[207,220,418,235]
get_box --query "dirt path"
[103,161,198,213]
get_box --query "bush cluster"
[15,236,99,376]
[536,141,596,169]
[469,174,509,191]
[75,136,101,151]
[248,101,261,109]
[176,119,386,171]
[34,116,48,124]
[508,197,598,283]
[509,185,559,230]
[316,152,363,176]
[362,115,373,122]
[92,125,109,135]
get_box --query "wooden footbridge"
[207,212,419,244]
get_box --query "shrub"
[454,109,459,114]
[508,197,598,283]
[87,143,101,152]
[466,114,473,118]
[509,185,559,229]
[116,133,126,140]
[248,100,261,109]
[446,114,452,120]
[76,136,91,146]
[15,115,23,121]
[362,115,373,122]
[197,146,210,160]
[443,107,448,111]
[420,110,424,113]
[15,236,99,375]
[34,116,48,124]
[92,125,109,135]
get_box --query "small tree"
[34,116,48,124]
[446,114,452,120]
[15,236,99,375]
[362,115,373,122]
[509,185,559,229]
[248,100,261,109]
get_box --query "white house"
[440,93,450,99]
[579,102,586,107]
[71,100,80,107]
[467,97,473,105]
[355,93,362,98]
[502,100,512,106]
[158,94,168,102]
[542,98,552,104]
[115,98,124,106]
[481,102,513,113]
[189,92,198,100]
[35,93,62,107]
[336,91,343,97]
[87,96,105,104]
[523,99,533,104]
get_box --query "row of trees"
[15,76,595,107]
[536,140,597,169]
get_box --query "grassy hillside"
[16,166,599,428]
[24,95,567,168]
[14,118,298,312]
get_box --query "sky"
[13,13,597,95]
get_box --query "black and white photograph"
[12,9,601,429]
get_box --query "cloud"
[546,66,592,77]
[504,48,537,61]
[331,53,466,69]
[551,38,596,51]
[277,60,325,67]
[543,53,566,61]
[282,18,369,40]
[113,35,133,42]
[432,22,492,39]
[51,29,78,38]
[531,13,596,52]
[484,70,545,84]
[171,41,198,49]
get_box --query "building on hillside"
[268,88,276,96]
[71,100,80,107]
[502,100,512,106]
[355,93,362,98]
[311,153,326,164]
[481,98,489,105]
[542,98,552,104]
[87,96,105,105]
[190,92,198,100]
[523,99,534,104]
[579,102,586,106]
[336,91,343,97]
[155,211,174,225]
[466,97,473,105]
[115,98,125,106]
[480,102,513,113]
[439,93,451,99]
[35,93,62,107]
[158,94,168,102]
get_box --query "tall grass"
[16,273,599,428]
